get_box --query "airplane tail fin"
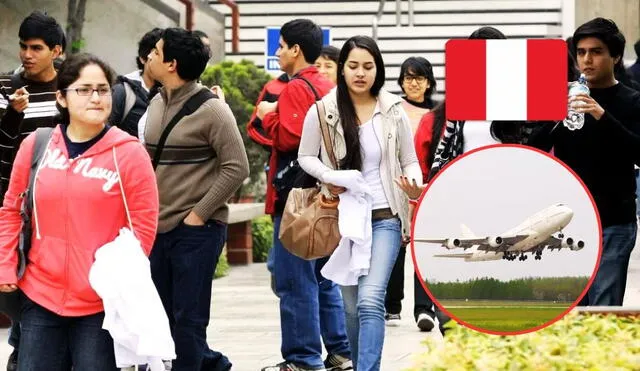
[460,224,477,238]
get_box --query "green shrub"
[407,312,640,370]
[214,248,230,279]
[252,215,273,263]
[200,60,273,200]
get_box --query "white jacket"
[320,170,373,285]
[89,228,175,371]
[298,88,422,237]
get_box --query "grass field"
[438,299,572,332]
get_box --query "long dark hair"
[336,35,385,171]
[55,54,115,126]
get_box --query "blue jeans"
[150,220,232,371]
[340,218,402,371]
[587,222,637,306]
[272,216,351,369]
[17,295,115,371]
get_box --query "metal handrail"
[408,0,414,27]
[372,0,386,41]
[218,0,239,53]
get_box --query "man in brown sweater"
[144,28,249,371]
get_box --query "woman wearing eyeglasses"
[397,57,437,133]
[0,53,158,370]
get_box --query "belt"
[372,208,396,221]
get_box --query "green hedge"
[407,312,640,370]
[214,249,230,279]
[252,215,273,263]
[200,60,273,199]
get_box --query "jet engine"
[561,237,575,249]
[487,236,503,248]
[570,240,585,251]
[445,238,461,249]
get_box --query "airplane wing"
[415,234,529,251]
[414,238,486,249]
[522,234,584,253]
[475,235,530,252]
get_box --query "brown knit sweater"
[144,81,249,233]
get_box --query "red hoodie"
[0,125,159,317]
[262,66,334,215]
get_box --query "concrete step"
[224,24,562,41]
[212,0,562,15]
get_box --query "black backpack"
[272,77,323,214]
[112,76,149,137]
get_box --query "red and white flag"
[445,39,567,121]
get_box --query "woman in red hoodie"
[0,54,159,370]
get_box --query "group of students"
[247,16,640,371]
[0,10,248,371]
[0,9,638,371]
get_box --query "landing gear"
[503,252,518,261]
[534,251,542,260]
[519,254,528,261]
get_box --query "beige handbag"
[278,101,341,260]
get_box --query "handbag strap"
[315,101,338,170]
[113,147,134,232]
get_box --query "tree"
[200,60,273,200]
[66,0,88,53]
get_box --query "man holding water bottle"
[528,17,640,306]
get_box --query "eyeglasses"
[403,75,427,84]
[65,87,112,96]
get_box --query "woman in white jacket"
[297,35,422,371]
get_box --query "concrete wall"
[575,0,640,61]
[0,0,224,75]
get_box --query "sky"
[412,146,600,283]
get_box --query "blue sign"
[265,27,332,73]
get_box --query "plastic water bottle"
[563,73,590,131]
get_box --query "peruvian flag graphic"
[445,39,568,121]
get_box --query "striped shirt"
[0,73,58,200]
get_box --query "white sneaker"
[416,312,435,332]
[385,313,401,327]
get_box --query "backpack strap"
[122,80,137,121]
[151,88,217,170]
[17,127,53,278]
[295,76,321,101]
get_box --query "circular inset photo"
[411,144,601,335]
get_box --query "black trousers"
[384,243,436,320]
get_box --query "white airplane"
[414,203,585,262]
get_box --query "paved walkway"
[0,238,638,370]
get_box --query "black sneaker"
[6,349,17,371]
[416,312,435,332]
[384,313,401,327]
[324,354,353,370]
[261,361,325,371]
